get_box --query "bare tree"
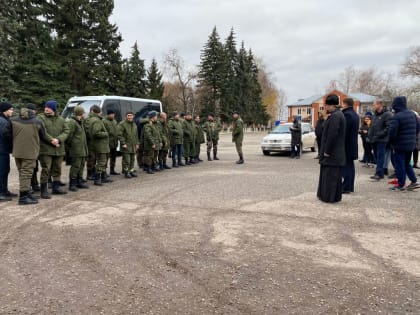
[338,66,356,94]
[401,46,420,78]
[163,48,198,113]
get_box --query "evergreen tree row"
[0,0,164,108]
[198,27,268,124]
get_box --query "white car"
[261,123,317,155]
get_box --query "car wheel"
[263,150,270,156]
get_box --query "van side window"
[102,100,121,122]
[120,100,132,119]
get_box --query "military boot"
[207,152,212,161]
[190,157,196,164]
[146,166,155,174]
[101,172,113,183]
[172,159,178,168]
[18,191,38,205]
[76,177,89,189]
[124,170,132,179]
[69,178,78,192]
[185,158,191,166]
[236,155,244,164]
[213,149,220,160]
[0,193,12,202]
[87,170,96,180]
[40,183,51,199]
[178,158,185,167]
[52,181,68,195]
[163,160,172,169]
[94,173,102,186]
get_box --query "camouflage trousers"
[235,141,243,156]
[143,149,158,167]
[69,157,86,179]
[206,139,218,153]
[122,153,135,172]
[39,155,64,184]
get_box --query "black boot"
[18,191,38,205]
[185,158,191,166]
[207,152,212,161]
[172,160,178,168]
[0,193,12,202]
[32,184,41,192]
[40,183,51,199]
[129,170,138,177]
[87,170,96,180]
[52,181,67,195]
[159,161,165,171]
[147,166,155,174]
[94,173,102,186]
[152,164,160,172]
[102,172,113,183]
[189,157,196,164]
[110,167,120,175]
[69,178,78,192]
[213,149,220,160]
[28,191,39,201]
[76,177,89,189]
[124,170,132,178]
[163,160,172,169]
[236,155,244,164]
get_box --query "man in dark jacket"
[289,115,302,159]
[314,112,325,159]
[317,94,346,203]
[388,96,420,191]
[0,102,16,201]
[368,100,393,180]
[341,98,360,193]
[11,105,46,205]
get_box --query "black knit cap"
[0,102,12,112]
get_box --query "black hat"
[325,94,339,106]
[208,113,215,117]
[171,111,178,117]
[148,110,157,118]
[180,112,185,117]
[0,102,13,112]
[233,110,240,115]
[26,103,37,111]
[107,109,115,115]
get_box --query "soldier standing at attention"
[168,112,184,168]
[232,111,244,164]
[103,109,120,175]
[66,106,89,192]
[193,115,205,162]
[203,113,221,161]
[118,111,139,178]
[11,104,46,205]
[182,113,196,165]
[142,111,160,174]
[157,112,172,170]
[86,105,111,186]
[38,100,70,198]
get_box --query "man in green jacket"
[38,100,70,198]
[66,106,89,192]
[142,111,161,174]
[103,109,120,175]
[182,113,196,165]
[118,111,139,178]
[193,115,205,162]
[157,112,172,170]
[203,113,222,161]
[86,105,110,186]
[11,105,46,205]
[168,112,184,168]
[232,111,244,164]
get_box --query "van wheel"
[263,150,270,156]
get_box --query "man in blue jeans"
[388,96,420,191]
[368,100,393,180]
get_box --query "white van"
[62,95,163,122]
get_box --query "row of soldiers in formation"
[0,100,245,205]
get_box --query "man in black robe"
[317,94,346,203]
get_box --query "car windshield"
[62,100,100,119]
[271,124,291,134]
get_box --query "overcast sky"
[112,0,419,104]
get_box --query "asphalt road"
[1,132,419,314]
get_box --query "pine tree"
[123,42,147,98]
[146,59,164,100]
[198,27,224,116]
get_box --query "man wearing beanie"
[37,100,70,198]
[11,104,47,205]
[388,96,420,191]
[317,94,346,203]
[65,106,89,192]
[0,102,16,201]
[118,111,139,178]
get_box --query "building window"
[319,106,324,112]
[307,108,312,115]
[297,108,301,115]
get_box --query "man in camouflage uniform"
[118,111,139,178]
[203,113,222,161]
[157,112,172,170]
[232,111,244,164]
[152,115,162,172]
[182,113,196,165]
[66,106,89,192]
[103,109,120,175]
[85,105,110,186]
[168,112,184,168]
[38,100,70,198]
[193,115,205,162]
[142,111,160,174]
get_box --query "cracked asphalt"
[1,132,419,314]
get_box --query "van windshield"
[62,100,101,119]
